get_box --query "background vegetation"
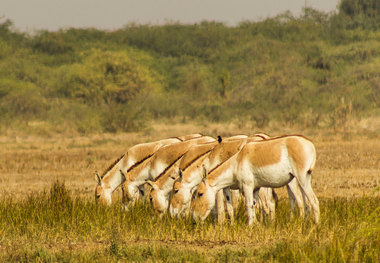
[0,0,379,135]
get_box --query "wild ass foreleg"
[231,190,241,210]
[121,196,138,211]
[223,188,234,224]
[254,188,264,222]
[138,185,146,202]
[216,190,226,224]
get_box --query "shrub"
[32,31,73,55]
[0,81,49,120]
[56,49,163,105]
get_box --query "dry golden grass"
[0,123,378,201]
[0,123,379,262]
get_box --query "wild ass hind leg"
[267,188,277,221]
[287,178,305,219]
[223,188,235,224]
[296,171,320,224]
[255,188,275,223]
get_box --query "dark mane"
[253,134,313,143]
[253,133,270,140]
[207,160,224,175]
[126,154,154,173]
[153,154,184,182]
[153,145,215,182]
[170,136,183,142]
[181,149,213,172]
[101,154,125,178]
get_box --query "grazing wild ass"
[191,135,319,225]
[120,136,216,209]
[94,134,202,204]
[169,134,271,223]
[147,141,219,214]
[147,135,248,215]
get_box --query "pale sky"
[1,0,340,32]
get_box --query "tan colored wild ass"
[94,134,202,204]
[147,135,248,215]
[169,134,271,223]
[120,136,216,209]
[191,135,319,225]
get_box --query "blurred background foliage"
[0,0,379,134]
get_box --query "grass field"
[0,123,379,262]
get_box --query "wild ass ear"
[202,165,207,181]
[95,171,101,185]
[217,135,222,143]
[119,170,127,180]
[190,185,198,198]
[146,180,156,189]
[178,169,183,180]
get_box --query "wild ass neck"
[103,161,126,192]
[208,155,238,192]
[182,153,211,184]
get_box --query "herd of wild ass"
[94,133,319,225]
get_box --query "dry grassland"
[0,123,379,262]
[0,123,378,200]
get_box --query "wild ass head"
[191,169,216,223]
[120,170,142,208]
[147,168,178,215]
[94,154,125,205]
[169,165,204,217]
[94,172,113,205]
[170,178,189,217]
[146,180,169,215]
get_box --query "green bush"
[56,49,163,105]
[32,31,73,55]
[102,101,148,133]
[0,80,49,120]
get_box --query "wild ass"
[94,134,202,204]
[147,135,248,215]
[191,135,319,225]
[169,134,271,223]
[120,136,216,209]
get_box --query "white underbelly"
[250,154,295,188]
